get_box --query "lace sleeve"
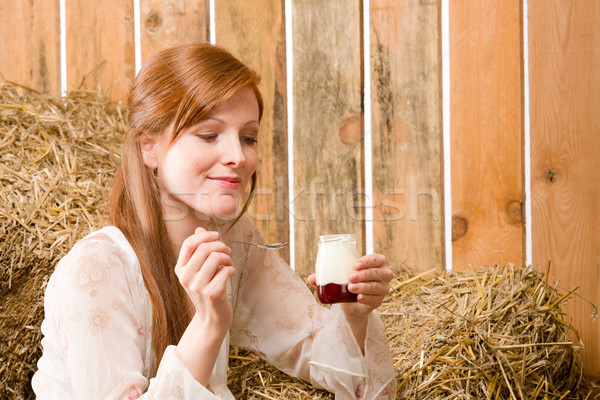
[229,218,396,400]
[33,236,220,399]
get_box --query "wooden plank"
[214,0,289,261]
[66,0,135,104]
[529,0,600,377]
[449,0,524,269]
[370,0,443,272]
[0,0,60,95]
[140,0,209,63]
[292,0,363,275]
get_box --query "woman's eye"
[241,136,258,145]
[196,134,217,142]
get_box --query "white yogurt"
[315,234,358,285]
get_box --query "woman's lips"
[209,177,241,189]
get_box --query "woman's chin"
[212,209,239,221]
[209,197,241,220]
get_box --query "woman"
[32,43,396,399]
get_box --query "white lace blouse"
[32,215,396,399]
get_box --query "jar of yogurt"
[315,234,358,304]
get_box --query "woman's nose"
[221,133,246,166]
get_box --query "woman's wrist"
[340,305,370,354]
[341,303,370,319]
[175,313,228,385]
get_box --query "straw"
[0,80,124,398]
[0,80,596,399]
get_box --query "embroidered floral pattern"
[127,384,140,399]
[72,252,114,297]
[88,306,110,334]
[355,380,365,398]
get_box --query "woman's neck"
[163,205,211,257]
[163,206,233,257]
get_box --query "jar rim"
[318,234,356,243]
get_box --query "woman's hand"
[174,227,236,384]
[175,227,235,333]
[308,253,392,353]
[341,253,393,317]
[308,253,392,316]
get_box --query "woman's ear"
[139,134,159,169]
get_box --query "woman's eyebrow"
[199,116,225,124]
[202,117,260,128]
[202,116,259,125]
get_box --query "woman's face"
[144,86,259,222]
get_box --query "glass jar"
[315,234,358,304]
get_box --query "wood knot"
[452,216,468,241]
[145,10,163,32]
[544,168,557,184]
[505,200,522,224]
[338,114,362,145]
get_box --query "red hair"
[108,43,263,368]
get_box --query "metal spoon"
[232,240,289,250]
[209,218,288,250]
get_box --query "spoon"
[232,240,289,250]
[209,218,288,250]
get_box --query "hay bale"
[0,80,596,399]
[227,346,334,399]
[380,265,597,399]
[225,267,597,400]
[0,80,124,398]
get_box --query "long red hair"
[108,43,263,368]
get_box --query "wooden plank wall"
[528,0,600,379]
[370,0,443,271]
[449,0,524,269]
[0,1,60,95]
[292,0,364,271]
[66,0,135,104]
[0,0,598,377]
[140,0,209,61]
